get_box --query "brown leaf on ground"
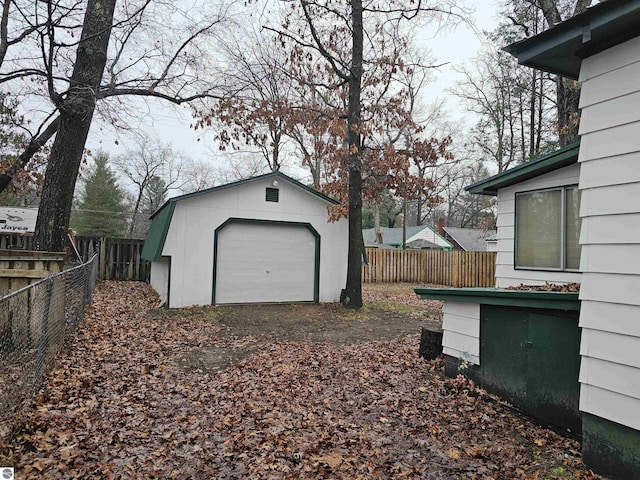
[506,282,580,292]
[317,453,343,468]
[2,281,600,479]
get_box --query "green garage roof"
[466,142,580,196]
[141,202,175,261]
[141,171,340,262]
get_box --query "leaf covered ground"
[2,282,600,479]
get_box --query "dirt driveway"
[3,281,600,479]
[170,283,443,374]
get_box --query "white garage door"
[215,222,317,304]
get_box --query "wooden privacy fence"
[0,249,65,294]
[74,237,150,281]
[0,235,150,282]
[363,248,496,287]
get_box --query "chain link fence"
[0,255,99,441]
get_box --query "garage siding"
[158,175,348,308]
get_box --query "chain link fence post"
[34,278,53,384]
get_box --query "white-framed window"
[515,185,581,271]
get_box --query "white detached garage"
[141,172,348,308]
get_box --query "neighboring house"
[440,226,497,252]
[404,238,441,249]
[417,1,640,477]
[362,226,453,250]
[141,171,348,308]
[484,233,497,252]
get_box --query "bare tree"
[452,34,557,172]
[0,0,235,250]
[208,153,268,185]
[194,28,299,173]
[113,139,194,236]
[507,0,592,146]
[416,155,496,230]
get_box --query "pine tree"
[142,176,166,214]
[128,175,167,238]
[71,151,126,237]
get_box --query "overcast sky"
[85,1,501,191]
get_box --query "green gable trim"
[141,202,175,261]
[466,142,580,196]
[504,0,640,79]
[414,287,580,311]
[150,171,338,220]
[143,171,338,263]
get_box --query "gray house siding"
[577,34,640,437]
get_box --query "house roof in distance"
[363,226,425,245]
[466,142,580,196]
[443,227,497,252]
[362,226,453,249]
[503,0,640,79]
[405,238,441,249]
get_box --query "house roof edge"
[466,142,580,196]
[504,0,640,79]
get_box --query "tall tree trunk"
[536,71,544,153]
[557,77,580,146]
[529,69,536,159]
[342,0,363,309]
[401,198,407,250]
[34,0,116,251]
[129,190,144,236]
[535,0,586,147]
[374,202,381,242]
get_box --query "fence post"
[127,243,134,280]
[83,263,91,305]
[99,238,106,280]
[34,279,53,383]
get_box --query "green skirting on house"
[415,287,582,434]
[416,287,640,477]
[583,413,640,480]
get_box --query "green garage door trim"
[212,218,321,305]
